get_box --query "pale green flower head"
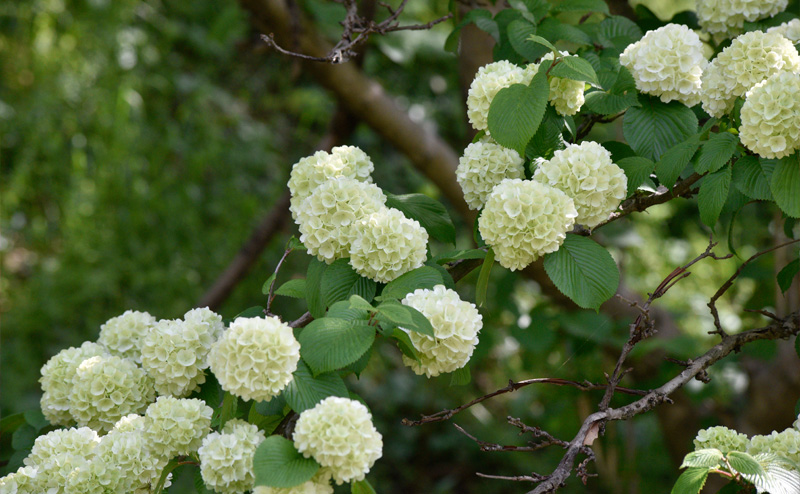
[401,285,482,377]
[767,18,800,43]
[467,60,532,132]
[697,0,788,36]
[144,396,212,457]
[293,397,383,485]
[533,141,627,228]
[141,319,210,397]
[98,310,156,363]
[24,427,101,492]
[740,71,800,159]
[693,425,749,454]
[748,429,800,466]
[198,419,266,494]
[456,137,525,211]
[208,316,300,402]
[40,341,108,426]
[0,466,39,494]
[478,179,577,271]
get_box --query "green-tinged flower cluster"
[296,177,387,263]
[401,285,482,377]
[141,322,204,397]
[0,466,38,494]
[693,426,749,454]
[349,208,429,283]
[144,396,213,457]
[467,61,532,131]
[23,427,101,492]
[208,316,300,402]
[40,342,108,426]
[740,71,800,158]
[533,141,627,228]
[293,397,383,485]
[539,52,586,115]
[252,469,334,494]
[456,137,525,211]
[98,310,156,363]
[767,18,800,43]
[288,146,374,219]
[619,24,707,106]
[748,429,800,465]
[701,31,800,117]
[199,420,266,494]
[696,0,788,36]
[68,355,155,432]
[478,179,577,271]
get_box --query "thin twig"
[266,244,296,315]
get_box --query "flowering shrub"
[199,420,266,494]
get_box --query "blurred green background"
[2,0,798,492]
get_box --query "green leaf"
[744,453,800,494]
[510,0,551,20]
[253,436,320,488]
[219,392,238,429]
[508,20,543,61]
[487,72,549,156]
[321,259,377,307]
[551,0,610,14]
[526,34,559,53]
[275,279,306,299]
[284,360,349,413]
[261,273,277,295]
[778,259,799,294]
[732,155,773,201]
[671,467,709,494]
[680,449,723,469]
[306,259,327,318]
[194,468,213,494]
[390,328,420,362]
[23,410,48,431]
[247,404,283,435]
[287,236,304,251]
[543,235,619,310]
[770,154,800,218]
[343,344,373,377]
[234,306,265,319]
[526,105,566,160]
[550,56,600,86]
[698,165,732,227]
[376,300,435,337]
[616,156,655,196]
[348,294,376,312]
[380,266,444,300]
[11,424,36,451]
[476,247,495,307]
[433,249,487,264]
[537,18,592,46]
[254,395,287,417]
[351,479,378,494]
[298,318,376,375]
[695,132,739,174]
[624,96,698,161]
[656,136,701,188]
[385,193,456,245]
[583,66,639,115]
[727,451,766,477]
[450,365,471,385]
[593,16,642,50]
[444,9,493,53]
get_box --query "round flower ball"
[701,31,800,117]
[400,285,482,377]
[478,179,578,271]
[68,355,155,432]
[98,310,156,363]
[0,466,38,493]
[538,52,586,115]
[39,341,108,426]
[619,24,707,107]
[349,208,428,283]
[293,397,383,485]
[183,307,225,356]
[748,429,800,465]
[107,414,168,490]
[143,396,213,457]
[199,419,266,494]
[697,0,788,36]
[208,316,300,402]
[533,141,627,228]
[740,71,800,158]
[767,18,800,43]
[252,469,334,494]
[467,60,532,132]
[456,137,525,210]
[288,146,374,220]
[693,425,749,454]
[24,427,101,491]
[141,319,213,397]
[296,177,387,263]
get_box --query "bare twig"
[266,243,297,315]
[476,473,544,482]
[288,311,313,328]
[575,112,624,141]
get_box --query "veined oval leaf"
[543,235,619,310]
[253,436,320,488]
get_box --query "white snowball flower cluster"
[199,419,266,494]
[98,310,156,363]
[0,466,38,493]
[767,18,800,43]
[478,179,578,271]
[693,425,749,454]
[296,177,387,263]
[39,341,108,426]
[619,24,707,106]
[701,31,800,117]
[400,285,482,377]
[143,396,213,457]
[537,52,586,115]
[23,427,101,491]
[288,146,374,219]
[253,469,334,494]
[293,397,383,485]
[183,307,226,354]
[740,71,800,158]
[696,0,788,36]
[107,414,168,491]
[748,429,800,465]
[349,208,429,283]
[141,318,212,397]
[68,355,155,432]
[533,141,627,228]
[208,316,300,402]
[456,137,525,210]
[467,61,532,131]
